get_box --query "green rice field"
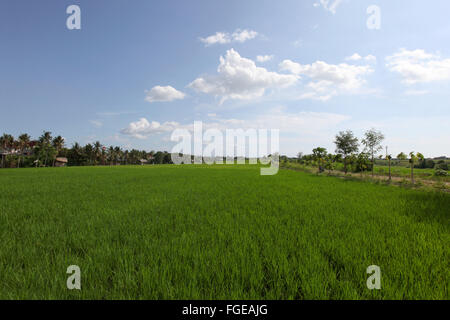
[0,165,448,299]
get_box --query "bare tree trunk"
[388,157,391,181]
[371,154,374,177]
[344,157,348,174]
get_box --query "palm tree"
[114,146,122,165]
[108,146,115,165]
[0,134,14,168]
[123,150,129,165]
[52,136,65,166]
[84,144,94,165]
[17,133,30,168]
[93,141,102,165]
[72,142,82,165]
[101,146,107,165]
[38,131,52,166]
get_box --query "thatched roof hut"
[55,157,68,167]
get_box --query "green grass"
[373,165,449,181]
[0,165,448,299]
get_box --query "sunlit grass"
[0,165,448,299]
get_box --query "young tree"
[397,152,407,161]
[325,154,335,174]
[362,129,385,177]
[386,154,392,181]
[297,152,303,164]
[312,147,327,173]
[355,152,370,177]
[409,152,424,184]
[334,130,359,174]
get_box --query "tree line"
[291,129,448,182]
[1,129,448,182]
[0,131,174,168]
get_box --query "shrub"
[436,161,448,171]
[434,169,448,177]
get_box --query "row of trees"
[0,132,174,168]
[296,129,445,183]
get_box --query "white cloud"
[120,118,182,139]
[200,29,258,46]
[314,0,344,14]
[346,53,362,61]
[199,32,231,46]
[145,86,185,103]
[232,29,258,43]
[386,49,450,84]
[279,59,374,100]
[346,53,377,63]
[188,49,298,102]
[256,55,274,63]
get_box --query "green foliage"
[334,130,359,174]
[397,152,408,160]
[436,160,449,171]
[434,169,448,177]
[361,129,385,168]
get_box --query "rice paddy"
[0,165,448,299]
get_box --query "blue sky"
[1,0,449,157]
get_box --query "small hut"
[55,157,68,167]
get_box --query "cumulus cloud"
[120,118,182,139]
[256,55,274,63]
[200,29,258,46]
[145,86,185,103]
[345,53,362,61]
[188,49,298,102]
[386,49,450,84]
[279,59,374,100]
